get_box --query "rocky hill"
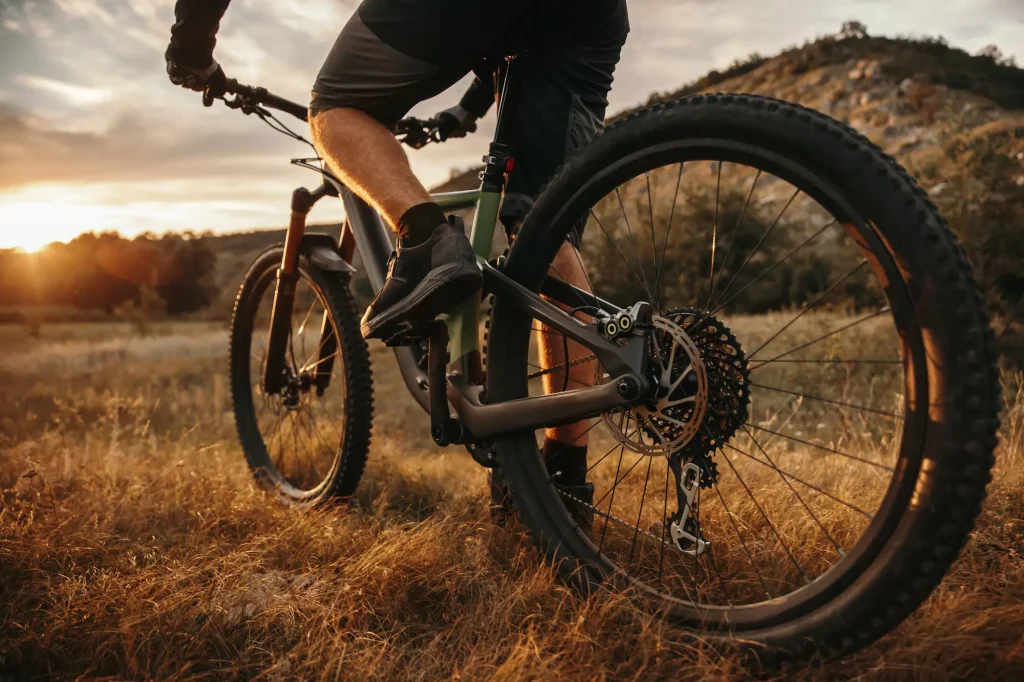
[434,26,1024,352]
[440,27,1023,192]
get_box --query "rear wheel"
[485,94,999,662]
[229,247,373,507]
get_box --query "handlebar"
[213,78,310,121]
[205,78,448,149]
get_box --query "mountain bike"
[213,62,1000,665]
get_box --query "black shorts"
[310,0,629,244]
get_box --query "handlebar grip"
[262,92,309,122]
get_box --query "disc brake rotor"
[602,315,709,456]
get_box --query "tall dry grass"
[1,321,1022,680]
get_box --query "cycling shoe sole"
[360,263,483,340]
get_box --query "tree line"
[0,232,217,320]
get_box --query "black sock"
[397,202,446,248]
[544,438,588,486]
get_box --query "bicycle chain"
[557,488,676,548]
[525,354,598,381]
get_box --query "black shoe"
[360,216,483,340]
[554,482,595,534]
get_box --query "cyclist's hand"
[435,104,478,141]
[166,50,227,98]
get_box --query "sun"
[0,192,115,252]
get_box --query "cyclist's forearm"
[168,0,232,68]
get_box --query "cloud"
[16,75,111,106]
[0,0,1021,241]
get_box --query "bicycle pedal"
[381,321,435,347]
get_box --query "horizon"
[1,0,1022,252]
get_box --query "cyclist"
[166,0,629,527]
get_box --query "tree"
[838,21,868,39]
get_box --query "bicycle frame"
[255,64,654,447]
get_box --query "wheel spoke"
[707,169,760,311]
[746,380,903,420]
[743,422,894,471]
[545,419,602,470]
[645,171,660,310]
[614,187,654,303]
[741,425,845,556]
[526,362,592,388]
[300,351,340,374]
[627,455,655,564]
[709,187,800,312]
[598,441,628,554]
[717,438,810,585]
[712,477,773,600]
[702,161,723,312]
[584,422,637,476]
[746,259,868,360]
[657,461,671,581]
[291,411,323,487]
[747,307,892,370]
[588,208,654,302]
[296,292,317,366]
[710,218,835,316]
[653,163,684,310]
[724,440,874,519]
[547,262,595,313]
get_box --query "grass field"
[2,320,1023,681]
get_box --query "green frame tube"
[438,189,501,365]
[432,189,481,211]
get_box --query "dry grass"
[2,321,1023,681]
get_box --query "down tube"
[446,190,501,377]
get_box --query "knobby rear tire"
[484,93,1000,664]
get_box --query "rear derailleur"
[668,455,711,556]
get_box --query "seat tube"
[447,56,520,383]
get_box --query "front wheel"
[229,247,373,507]
[485,94,999,664]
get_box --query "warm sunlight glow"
[0,199,91,251]
[0,182,310,251]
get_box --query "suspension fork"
[262,183,334,395]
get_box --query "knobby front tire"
[229,247,373,507]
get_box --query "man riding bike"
[166,0,630,525]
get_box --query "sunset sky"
[1,0,1021,251]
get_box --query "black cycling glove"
[435,104,478,141]
[166,49,227,98]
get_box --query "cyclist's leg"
[501,0,629,457]
[309,0,523,338]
